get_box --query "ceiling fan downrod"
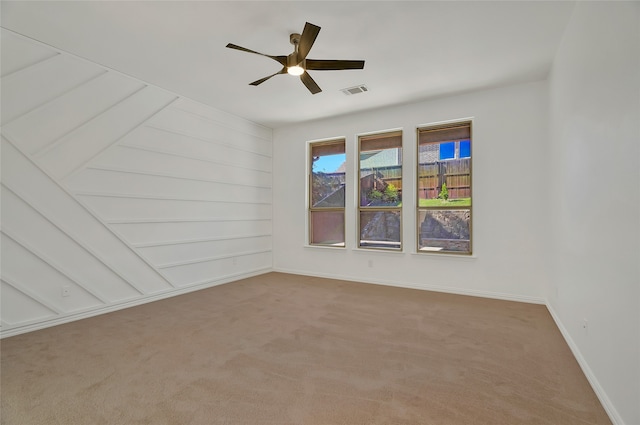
[287,33,304,74]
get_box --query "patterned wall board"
[1,139,171,296]
[0,281,58,326]
[78,196,273,222]
[110,220,273,245]
[1,187,142,302]
[85,145,271,188]
[3,73,145,154]
[117,125,272,173]
[0,29,273,337]
[1,31,56,77]
[146,106,272,157]
[1,55,104,126]
[37,87,175,179]
[65,169,272,204]
[171,97,272,141]
[158,252,273,288]
[1,236,105,312]
[137,236,273,266]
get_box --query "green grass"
[419,198,471,207]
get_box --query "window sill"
[304,243,346,250]
[351,247,404,254]
[411,251,477,259]
[303,245,477,259]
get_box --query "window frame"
[357,130,403,251]
[308,138,346,248]
[416,121,473,255]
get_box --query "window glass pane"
[359,210,401,249]
[359,148,402,207]
[311,150,345,208]
[418,143,471,204]
[310,211,345,246]
[418,209,470,253]
[439,142,455,160]
[459,140,471,158]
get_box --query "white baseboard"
[545,301,624,425]
[1,267,271,339]
[272,267,546,305]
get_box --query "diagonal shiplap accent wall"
[0,29,273,337]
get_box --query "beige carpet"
[1,272,610,425]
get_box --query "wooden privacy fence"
[418,158,470,199]
[324,159,470,201]
[360,165,403,190]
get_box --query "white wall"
[547,3,640,425]
[0,30,273,337]
[273,80,549,303]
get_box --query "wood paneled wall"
[0,30,273,337]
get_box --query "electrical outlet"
[61,286,70,297]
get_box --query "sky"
[313,153,345,173]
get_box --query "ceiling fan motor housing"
[289,33,301,46]
[288,55,305,68]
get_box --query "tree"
[438,182,449,201]
[384,183,399,202]
[369,189,383,201]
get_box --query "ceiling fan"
[226,22,365,95]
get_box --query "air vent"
[341,84,369,95]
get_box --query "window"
[358,131,402,250]
[309,139,346,246]
[417,122,472,254]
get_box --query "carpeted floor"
[1,272,611,425]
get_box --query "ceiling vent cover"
[341,84,369,95]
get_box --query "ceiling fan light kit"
[226,22,365,94]
[287,65,304,76]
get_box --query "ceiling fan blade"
[300,72,321,94]
[226,43,287,66]
[306,59,365,71]
[297,22,321,61]
[249,68,287,86]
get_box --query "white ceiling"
[1,1,575,128]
